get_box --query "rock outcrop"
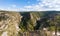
[0,12,21,36]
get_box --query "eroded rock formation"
[0,12,21,36]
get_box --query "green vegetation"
[0,11,60,36]
[19,11,60,32]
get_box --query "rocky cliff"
[0,11,22,36]
[0,11,60,36]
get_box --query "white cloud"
[0,4,19,11]
[18,0,60,11]
[11,5,16,8]
[41,0,60,8]
[1,0,60,11]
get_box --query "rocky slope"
[0,11,60,36]
[0,11,22,36]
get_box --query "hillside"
[0,11,60,36]
[19,11,60,31]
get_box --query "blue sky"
[0,0,60,11]
[0,0,38,7]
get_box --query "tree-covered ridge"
[19,11,60,32]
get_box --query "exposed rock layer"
[0,12,21,36]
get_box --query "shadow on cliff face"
[19,12,31,30]
[0,13,9,21]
